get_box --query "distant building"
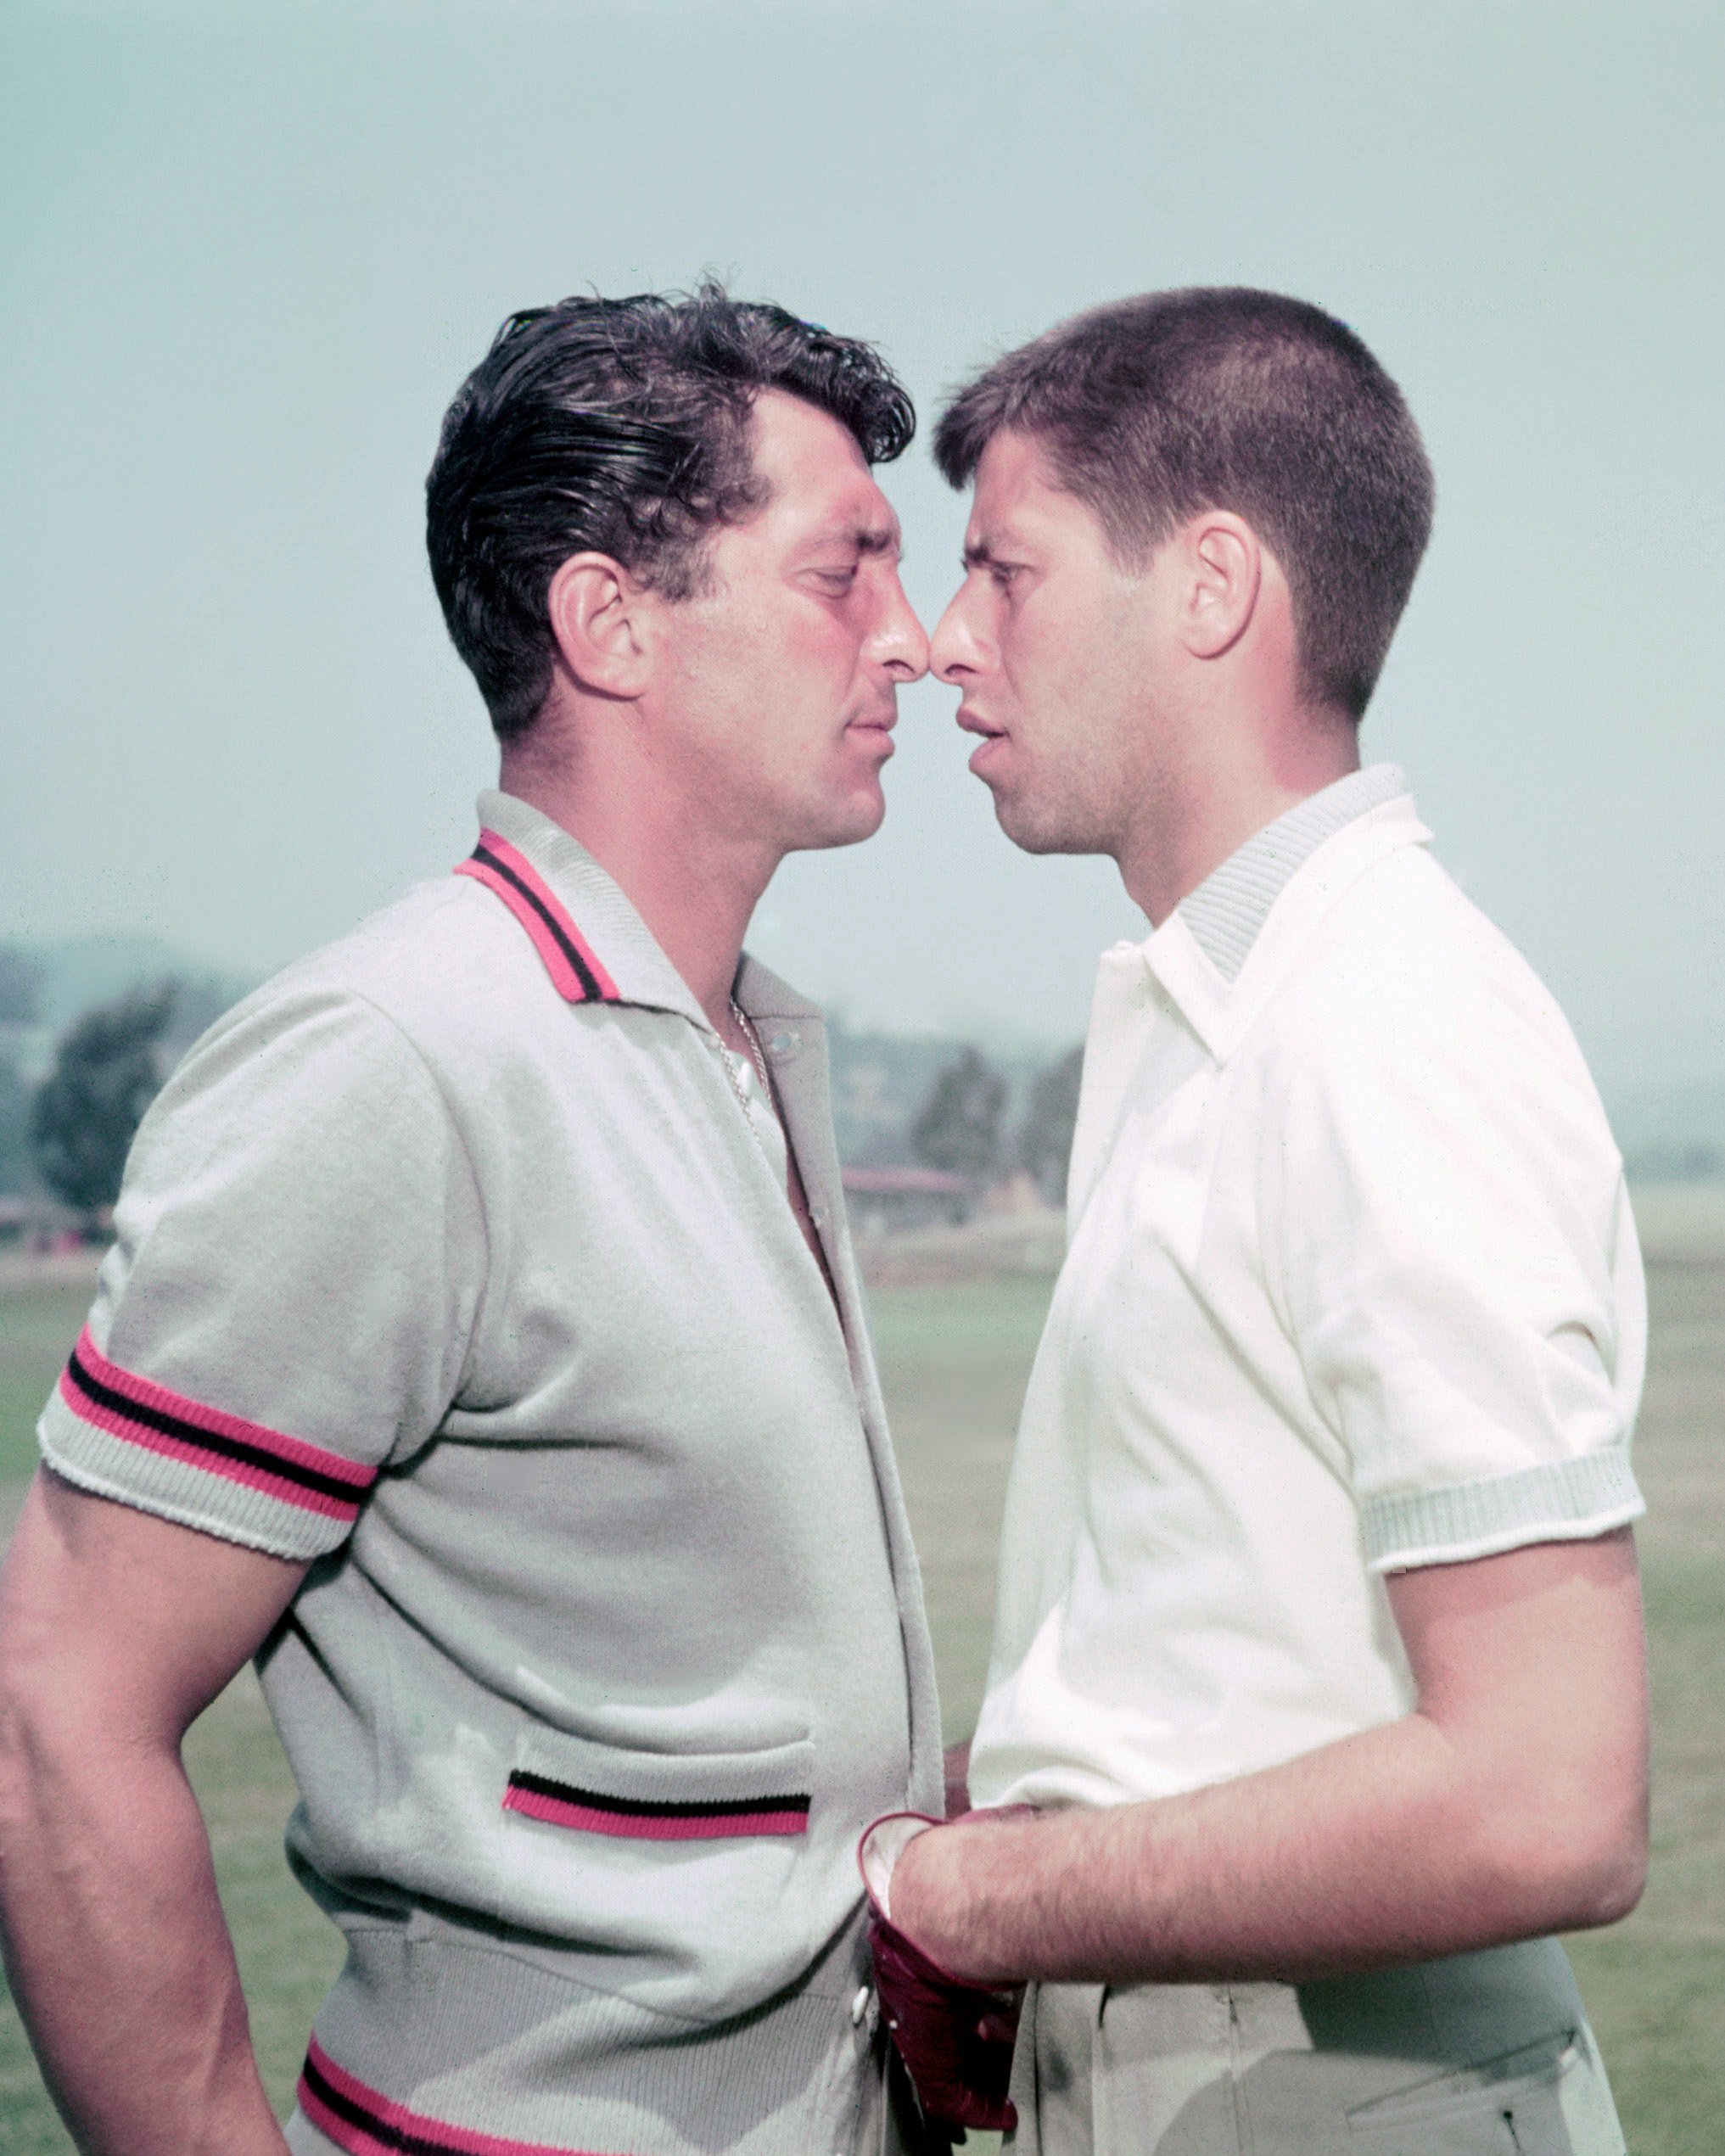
[841,1164,977,1235]
[0,1193,85,1247]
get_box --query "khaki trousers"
[1005,1939,1626,2156]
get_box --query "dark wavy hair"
[935,288,1433,720]
[427,283,916,740]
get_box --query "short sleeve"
[37,984,484,1561]
[1263,985,1646,1573]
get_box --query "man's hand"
[889,1821,988,1971]
[886,1532,1648,1987]
[860,1812,1022,2135]
[0,1469,307,2156]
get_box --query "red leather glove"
[860,1812,1022,2136]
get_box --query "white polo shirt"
[968,768,1646,1813]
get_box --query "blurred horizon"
[7,922,1724,1186]
[5,0,1722,1103]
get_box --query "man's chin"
[791,784,888,854]
[988,781,1093,858]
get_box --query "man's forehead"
[963,497,1045,563]
[747,390,899,544]
[792,473,902,553]
[966,429,1091,552]
[750,389,870,480]
[972,427,1064,510]
[787,483,900,552]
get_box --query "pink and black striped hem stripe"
[298,2037,620,2156]
[503,1768,811,1841]
[58,1327,376,1524]
[454,830,619,1005]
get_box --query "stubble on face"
[657,391,921,861]
[935,430,1168,864]
[987,621,1157,860]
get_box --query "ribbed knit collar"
[1129,779,1431,1064]
[1177,763,1409,981]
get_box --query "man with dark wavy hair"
[862,289,1645,2153]
[0,288,944,2156]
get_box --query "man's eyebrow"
[802,520,903,563]
[962,536,1004,569]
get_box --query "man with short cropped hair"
[0,288,944,2156]
[866,289,1644,2153]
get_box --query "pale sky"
[4,0,1721,1095]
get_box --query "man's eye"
[810,566,860,591]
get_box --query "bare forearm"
[0,1737,287,2156]
[901,1707,1643,1987]
[900,1537,1649,1986]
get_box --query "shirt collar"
[1136,767,1431,1061]
[463,790,821,1032]
[1177,764,1411,979]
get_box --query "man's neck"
[1120,719,1360,928]
[499,742,776,1034]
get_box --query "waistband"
[294,1902,886,2156]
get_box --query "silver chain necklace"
[723,997,778,1161]
[729,998,773,1096]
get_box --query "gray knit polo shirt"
[40,790,943,2156]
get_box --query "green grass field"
[1,1253,1722,2151]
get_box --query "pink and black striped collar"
[455,829,619,1005]
[455,790,825,1037]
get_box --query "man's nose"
[929,591,979,686]
[877,574,930,683]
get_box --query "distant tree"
[160,972,244,1065]
[0,944,43,1027]
[31,984,176,1227]
[0,946,44,1195]
[0,1056,31,1196]
[1017,1044,1084,1203]
[910,1046,1006,1181]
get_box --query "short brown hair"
[934,288,1433,719]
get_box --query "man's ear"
[546,552,652,698]
[1176,512,1263,663]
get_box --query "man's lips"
[847,708,897,758]
[957,705,1008,776]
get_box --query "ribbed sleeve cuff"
[38,1392,355,1563]
[1362,1446,1644,1574]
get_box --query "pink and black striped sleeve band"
[58,1326,377,1525]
